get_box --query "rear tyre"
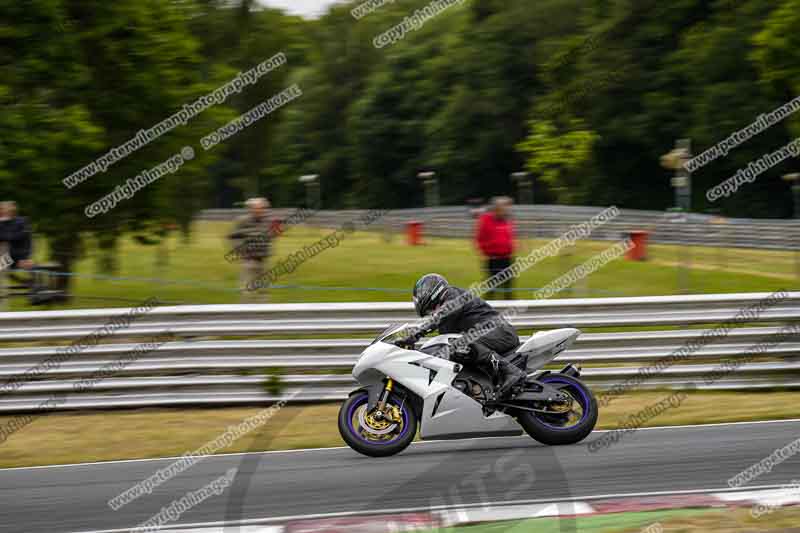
[517,374,598,446]
[338,391,417,457]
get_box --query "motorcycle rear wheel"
[338,390,418,457]
[516,374,598,445]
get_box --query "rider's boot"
[480,352,527,398]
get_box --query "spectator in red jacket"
[475,196,516,300]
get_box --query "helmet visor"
[413,295,424,316]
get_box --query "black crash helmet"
[413,273,449,316]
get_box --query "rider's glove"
[451,339,471,355]
[395,326,422,348]
[397,335,418,348]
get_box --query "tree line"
[1,0,798,274]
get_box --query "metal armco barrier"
[0,292,798,412]
[198,205,800,251]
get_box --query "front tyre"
[338,391,417,457]
[517,374,598,446]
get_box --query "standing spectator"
[0,202,8,263]
[475,196,516,300]
[0,201,33,271]
[229,197,272,302]
[0,201,33,309]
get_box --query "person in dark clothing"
[401,273,527,397]
[0,201,33,271]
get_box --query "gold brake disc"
[357,405,403,437]
[548,392,575,413]
[364,411,392,430]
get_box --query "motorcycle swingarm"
[490,402,564,414]
[513,381,568,402]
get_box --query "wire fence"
[2,205,798,308]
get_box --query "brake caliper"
[387,404,403,423]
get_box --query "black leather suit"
[412,286,520,368]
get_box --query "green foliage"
[516,120,599,204]
[263,367,286,396]
[2,0,800,285]
[751,0,800,137]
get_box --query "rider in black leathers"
[401,273,527,397]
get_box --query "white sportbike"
[338,323,598,457]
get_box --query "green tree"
[517,119,598,203]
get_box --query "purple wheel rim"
[535,376,591,430]
[346,392,411,446]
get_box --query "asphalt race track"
[1,420,799,532]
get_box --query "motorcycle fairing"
[420,328,579,370]
[351,326,581,441]
[353,341,522,440]
[518,328,581,373]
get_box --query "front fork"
[373,378,394,419]
[373,378,408,426]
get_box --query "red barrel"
[406,221,423,246]
[626,230,649,261]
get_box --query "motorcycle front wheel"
[338,390,418,457]
[516,373,598,446]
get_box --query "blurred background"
[3,3,800,532]
[1,0,799,308]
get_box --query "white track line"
[73,483,794,533]
[3,418,800,472]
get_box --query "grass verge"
[425,506,800,532]
[8,222,794,309]
[430,508,713,532]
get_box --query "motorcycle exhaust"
[559,363,581,378]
